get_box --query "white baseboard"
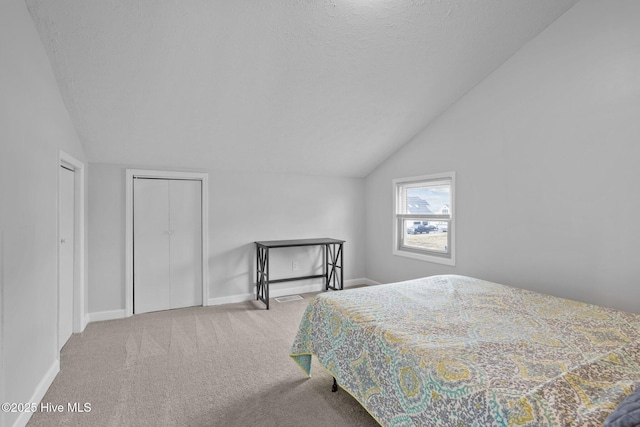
[207,292,256,306]
[86,279,380,319]
[81,314,89,332]
[207,277,374,306]
[361,278,382,286]
[87,309,126,323]
[346,278,376,287]
[12,359,60,427]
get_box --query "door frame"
[1,231,5,427]
[58,151,87,352]
[125,169,210,317]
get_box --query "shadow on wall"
[209,243,254,299]
[209,242,327,301]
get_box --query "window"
[392,172,455,265]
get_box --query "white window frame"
[392,172,455,266]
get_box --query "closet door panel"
[169,179,202,309]
[134,179,171,314]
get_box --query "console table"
[254,238,345,309]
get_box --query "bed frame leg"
[332,377,338,392]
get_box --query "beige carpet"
[28,293,379,427]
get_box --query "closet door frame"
[58,151,87,335]
[125,169,209,317]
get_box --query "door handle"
[61,238,66,244]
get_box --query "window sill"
[392,248,456,266]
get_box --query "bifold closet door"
[168,179,202,309]
[133,178,202,314]
[134,179,171,314]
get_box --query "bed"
[289,275,640,426]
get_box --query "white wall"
[365,0,640,313]
[88,164,365,315]
[87,164,126,314]
[0,0,86,425]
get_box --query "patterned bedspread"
[290,275,640,426]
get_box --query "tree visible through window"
[392,172,455,265]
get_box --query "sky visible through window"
[407,185,450,213]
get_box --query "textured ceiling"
[27,0,578,177]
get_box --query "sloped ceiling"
[27,0,578,177]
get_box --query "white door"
[133,179,171,314]
[168,180,202,309]
[58,166,74,350]
[133,178,202,314]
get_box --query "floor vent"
[275,295,303,303]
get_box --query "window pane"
[402,220,448,253]
[402,183,451,215]
[393,172,455,265]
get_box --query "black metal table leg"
[265,247,269,309]
[256,244,260,301]
[256,244,270,309]
[324,244,329,291]
[340,242,343,290]
[326,242,343,291]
